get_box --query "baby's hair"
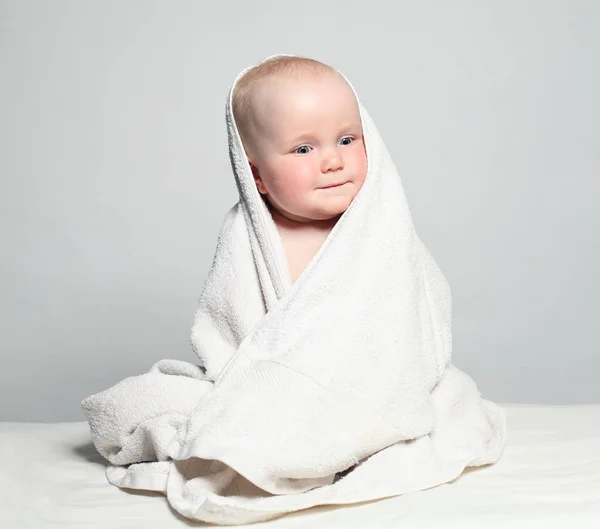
[232,55,337,156]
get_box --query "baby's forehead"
[238,71,361,150]
[263,71,351,97]
[256,75,358,118]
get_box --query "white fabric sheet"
[1,404,599,528]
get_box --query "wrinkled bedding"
[1,404,599,528]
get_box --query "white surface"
[1,403,599,528]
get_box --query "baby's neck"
[267,203,340,284]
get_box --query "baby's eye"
[295,145,312,155]
[294,137,354,155]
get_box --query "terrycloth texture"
[81,53,507,525]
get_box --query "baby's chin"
[266,192,357,223]
[308,196,356,220]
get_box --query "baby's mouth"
[319,181,350,189]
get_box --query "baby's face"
[245,73,368,223]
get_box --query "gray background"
[1,0,598,422]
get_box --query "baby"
[232,56,368,283]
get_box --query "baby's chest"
[279,232,327,284]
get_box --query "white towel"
[81,53,507,526]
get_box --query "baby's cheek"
[354,156,368,187]
[288,174,313,196]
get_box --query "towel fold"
[81,53,506,526]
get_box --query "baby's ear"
[244,155,266,194]
[247,158,256,175]
[251,169,267,195]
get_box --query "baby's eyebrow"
[289,125,360,144]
